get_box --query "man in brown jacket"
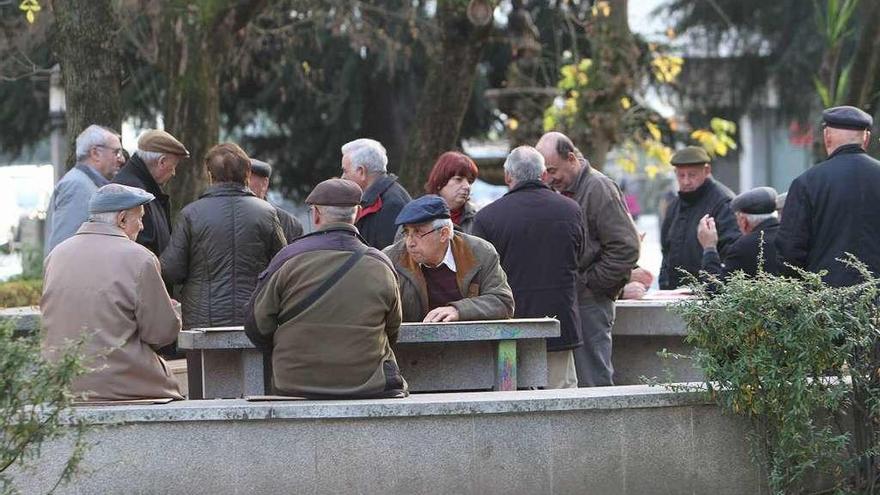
[536,132,640,386]
[245,178,407,399]
[41,184,183,401]
[383,195,515,323]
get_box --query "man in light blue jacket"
[44,125,125,256]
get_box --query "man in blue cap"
[42,184,183,400]
[777,105,880,287]
[383,195,514,322]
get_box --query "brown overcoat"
[41,222,183,400]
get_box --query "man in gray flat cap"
[114,129,189,257]
[245,178,407,399]
[41,184,183,401]
[249,158,303,242]
[777,105,880,287]
[697,186,781,278]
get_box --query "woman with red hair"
[424,151,480,233]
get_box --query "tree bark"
[843,1,880,113]
[399,0,494,194]
[51,0,122,169]
[159,0,267,211]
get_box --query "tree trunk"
[51,0,122,169]
[844,1,880,113]
[399,0,494,194]
[159,0,266,212]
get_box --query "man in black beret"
[777,105,880,287]
[382,195,514,323]
[249,158,303,243]
[659,146,740,289]
[697,186,781,278]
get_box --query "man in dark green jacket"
[383,195,514,323]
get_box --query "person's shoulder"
[708,179,736,199]
[383,180,412,203]
[382,238,407,262]
[459,231,498,256]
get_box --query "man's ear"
[439,225,453,243]
[116,210,127,227]
[864,130,872,149]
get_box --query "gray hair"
[88,211,120,224]
[431,218,454,231]
[135,150,164,166]
[504,146,546,184]
[75,125,114,160]
[741,212,777,225]
[341,138,388,175]
[315,205,358,223]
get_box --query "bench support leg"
[495,340,517,391]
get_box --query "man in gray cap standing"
[245,178,407,399]
[41,184,183,400]
[777,105,880,287]
[249,158,303,242]
[697,186,781,278]
[113,129,189,257]
[660,146,740,289]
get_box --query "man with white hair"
[471,146,585,388]
[113,129,189,257]
[777,105,880,287]
[340,138,411,249]
[383,195,514,323]
[41,183,183,400]
[44,124,125,255]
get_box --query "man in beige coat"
[42,184,183,401]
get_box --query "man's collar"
[75,163,110,187]
[421,241,456,272]
[75,221,128,238]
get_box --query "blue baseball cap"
[394,195,451,226]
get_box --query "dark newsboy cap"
[250,159,272,178]
[395,195,451,226]
[670,146,711,166]
[89,184,155,214]
[137,129,190,157]
[731,186,778,215]
[822,105,873,130]
[305,178,362,206]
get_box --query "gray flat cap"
[822,105,873,130]
[89,184,155,214]
[730,186,777,215]
[250,159,272,178]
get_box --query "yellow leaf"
[301,61,311,75]
[507,118,519,131]
[646,122,662,141]
[597,1,611,17]
[620,97,631,110]
[26,10,34,23]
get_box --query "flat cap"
[137,129,190,157]
[89,183,155,214]
[395,195,451,226]
[250,159,272,178]
[305,178,362,206]
[822,105,873,130]
[730,186,777,215]
[670,146,711,166]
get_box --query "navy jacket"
[356,174,411,250]
[702,217,780,278]
[471,180,585,351]
[113,155,172,257]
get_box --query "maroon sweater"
[421,264,460,310]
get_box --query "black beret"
[822,105,873,130]
[305,178,363,206]
[395,195,451,226]
[731,186,778,214]
[670,146,710,166]
[250,159,272,178]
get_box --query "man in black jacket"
[249,158,304,243]
[777,106,880,287]
[340,138,411,249]
[697,186,781,278]
[472,146,585,388]
[660,146,740,289]
[113,129,189,258]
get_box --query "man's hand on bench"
[423,306,460,323]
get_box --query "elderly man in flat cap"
[113,129,189,258]
[659,146,740,289]
[245,178,407,399]
[41,184,183,401]
[777,105,880,287]
[383,195,514,323]
[45,124,126,256]
[249,158,303,243]
[697,186,781,279]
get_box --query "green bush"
[673,257,880,494]
[0,280,41,309]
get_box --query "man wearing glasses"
[45,124,126,256]
[383,195,514,322]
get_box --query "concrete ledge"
[613,300,687,336]
[0,306,40,336]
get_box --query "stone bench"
[8,385,765,494]
[178,318,560,399]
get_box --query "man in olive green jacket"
[383,195,514,323]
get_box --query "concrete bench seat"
[178,318,560,399]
